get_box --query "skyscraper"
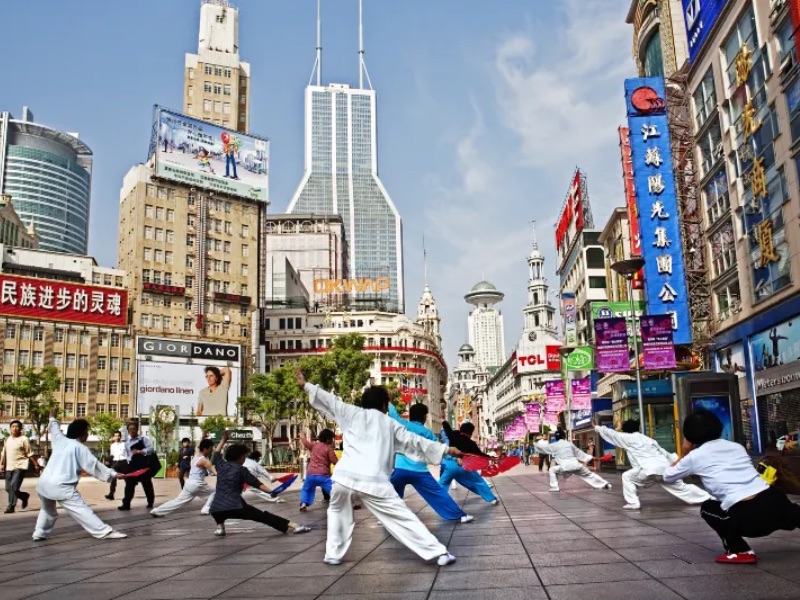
[286,1,404,313]
[183,0,250,133]
[465,280,506,370]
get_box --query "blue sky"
[2,0,636,366]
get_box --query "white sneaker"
[548,487,560,492]
[604,483,613,490]
[487,481,495,488]
[200,509,210,515]
[323,557,342,565]
[490,499,499,506]
[437,553,456,566]
[214,525,226,537]
[459,515,475,524]
[100,530,127,540]
[32,535,47,542]
[622,504,641,510]
[450,481,457,490]
[293,525,311,535]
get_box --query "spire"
[423,233,428,288]
[531,220,538,250]
[358,0,373,90]
[308,0,322,86]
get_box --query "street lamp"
[558,346,576,441]
[610,257,646,434]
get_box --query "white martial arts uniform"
[536,439,610,491]
[34,418,116,539]
[304,383,451,563]
[594,426,711,508]
[243,458,281,503]
[151,455,215,516]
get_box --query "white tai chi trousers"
[151,480,215,516]
[550,465,609,490]
[325,482,447,562]
[622,469,711,507]
[34,491,112,539]
[245,488,281,503]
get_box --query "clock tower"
[522,222,558,338]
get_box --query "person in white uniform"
[151,438,218,517]
[296,368,462,567]
[537,431,611,492]
[244,451,282,503]
[595,420,711,509]
[33,412,127,541]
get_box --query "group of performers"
[9,371,800,567]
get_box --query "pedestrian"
[118,423,155,510]
[664,410,800,564]
[2,419,36,513]
[33,410,127,540]
[242,451,282,504]
[177,438,194,490]
[389,403,474,524]
[208,432,310,537]
[595,420,710,510]
[439,420,498,505]
[297,368,460,566]
[105,431,127,501]
[299,428,337,512]
[586,438,596,470]
[537,431,612,492]
[151,439,217,518]
[536,436,551,472]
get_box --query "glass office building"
[0,109,93,254]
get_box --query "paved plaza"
[1,466,799,600]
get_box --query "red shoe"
[715,551,757,564]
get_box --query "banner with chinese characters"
[640,315,676,369]
[0,274,128,328]
[624,78,692,345]
[561,292,578,346]
[618,127,644,289]
[524,402,540,432]
[545,380,566,413]
[595,317,630,373]
[571,378,592,410]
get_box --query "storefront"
[571,398,612,455]
[611,379,676,468]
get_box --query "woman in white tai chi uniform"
[33,411,127,541]
[595,420,711,510]
[537,431,612,492]
[151,438,218,517]
[296,369,462,567]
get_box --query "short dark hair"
[409,403,428,423]
[683,410,723,446]
[318,429,335,444]
[554,430,565,441]
[361,386,390,411]
[248,450,262,461]
[181,437,191,444]
[224,443,250,462]
[204,366,222,385]
[621,419,640,434]
[198,439,214,452]
[127,422,139,432]
[460,422,475,436]
[10,419,22,429]
[112,431,122,437]
[67,419,90,439]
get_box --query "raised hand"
[295,368,306,387]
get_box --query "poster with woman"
[137,362,240,417]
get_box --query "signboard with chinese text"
[564,346,594,371]
[562,292,578,346]
[682,0,730,63]
[151,107,269,202]
[545,380,566,413]
[571,378,592,410]
[555,170,594,269]
[619,126,644,289]
[0,275,128,328]
[143,282,185,297]
[514,343,562,374]
[641,315,677,369]
[594,317,631,373]
[591,300,645,340]
[625,77,692,345]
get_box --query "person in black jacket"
[177,438,194,489]
[439,421,498,504]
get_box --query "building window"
[97,380,106,393]
[203,99,212,112]
[145,204,154,218]
[32,352,44,367]
[241,224,249,237]
[188,67,195,79]
[204,64,212,75]
[3,349,15,365]
[110,333,120,348]
[122,381,130,395]
[110,358,119,371]
[589,276,607,289]
[4,324,15,339]
[64,378,75,392]
[79,355,88,369]
[98,357,107,370]
[214,100,222,113]
[109,381,118,395]
[224,241,231,253]
[20,326,31,340]
[723,6,758,88]
[240,326,248,338]
[184,318,192,332]
[241,244,249,257]
[96,403,106,414]
[140,313,150,327]
[108,403,116,415]
[64,403,74,416]
[54,329,65,342]
[144,226,153,240]
[224,68,232,78]
[710,220,736,278]
[18,350,29,366]
[33,326,44,341]
[78,379,88,393]
[144,248,152,261]
[122,358,131,371]
[121,405,129,419]
[714,279,741,321]
[697,120,722,177]
[77,403,86,417]
[692,68,717,131]
[642,28,664,78]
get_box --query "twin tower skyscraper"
[287,1,404,313]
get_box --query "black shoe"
[3,507,14,514]
[118,505,131,511]
[20,496,28,510]
[146,503,154,509]
[105,494,114,501]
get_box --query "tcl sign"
[516,345,562,373]
[518,355,546,366]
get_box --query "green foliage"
[299,333,372,403]
[0,366,61,450]
[201,414,234,438]
[384,380,407,413]
[89,412,124,456]
[166,449,180,467]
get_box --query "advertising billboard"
[136,336,241,362]
[152,107,269,202]
[0,274,128,328]
[137,361,240,417]
[682,0,730,63]
[750,317,800,394]
[625,78,692,345]
[640,314,677,370]
[555,169,593,268]
[514,343,562,374]
[562,292,578,346]
[691,395,734,441]
[595,317,631,373]
[716,342,747,378]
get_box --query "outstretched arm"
[297,369,359,426]
[393,424,457,466]
[594,426,631,450]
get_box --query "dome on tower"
[464,279,504,306]
[470,280,497,292]
[458,343,475,353]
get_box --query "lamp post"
[610,257,647,434]
[558,346,576,441]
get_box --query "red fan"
[119,468,149,478]
[497,455,521,473]
[275,474,296,484]
[482,464,500,477]
[599,453,615,462]
[460,454,490,472]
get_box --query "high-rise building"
[465,280,506,370]
[626,0,688,78]
[0,108,92,254]
[286,2,403,313]
[184,0,250,132]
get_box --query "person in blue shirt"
[439,421,498,504]
[389,404,474,524]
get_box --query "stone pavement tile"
[325,572,436,595]
[537,563,651,585]
[588,526,664,538]
[171,563,271,580]
[523,539,609,553]
[429,590,547,600]
[442,553,532,572]
[446,534,520,547]
[114,577,241,599]
[0,569,39,584]
[602,533,686,549]
[580,519,641,530]
[0,584,62,600]
[432,567,541,590]
[12,569,114,585]
[514,523,583,534]
[448,543,527,557]
[260,561,354,577]
[748,538,800,553]
[286,550,370,564]
[530,549,628,567]
[755,551,800,583]
[614,543,717,562]
[519,530,595,542]
[661,573,800,600]
[220,575,339,597]
[216,552,297,565]
[347,559,437,575]
[130,554,216,568]
[24,582,150,600]
[82,566,193,583]
[634,558,768,578]
[546,579,684,600]
[319,594,428,600]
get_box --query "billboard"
[625,78,692,345]
[152,107,269,202]
[640,314,677,370]
[750,317,800,394]
[595,317,631,373]
[0,274,128,328]
[682,0,730,63]
[555,169,593,265]
[561,292,578,346]
[137,361,240,417]
[716,342,746,378]
[313,278,390,295]
[136,336,241,362]
[514,343,562,374]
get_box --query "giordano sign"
[313,277,390,294]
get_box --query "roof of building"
[470,280,497,292]
[458,343,475,353]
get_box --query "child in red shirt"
[300,429,338,511]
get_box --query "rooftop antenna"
[423,234,428,287]
[531,220,538,250]
[308,0,322,86]
[358,0,373,90]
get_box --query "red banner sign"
[555,170,584,253]
[0,274,128,328]
[619,127,644,289]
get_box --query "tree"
[0,366,61,451]
[240,366,297,465]
[299,333,372,403]
[89,412,124,458]
[385,380,408,413]
[200,414,234,440]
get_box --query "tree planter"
[166,466,179,478]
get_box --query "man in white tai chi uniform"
[296,369,461,566]
[595,420,711,510]
[537,431,612,492]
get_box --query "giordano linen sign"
[136,337,240,363]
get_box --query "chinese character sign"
[571,378,592,410]
[0,275,128,328]
[594,317,631,373]
[619,127,643,264]
[545,380,566,412]
[562,292,578,346]
[640,315,676,370]
[625,78,691,345]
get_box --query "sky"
[1,0,637,367]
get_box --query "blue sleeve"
[388,403,410,427]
